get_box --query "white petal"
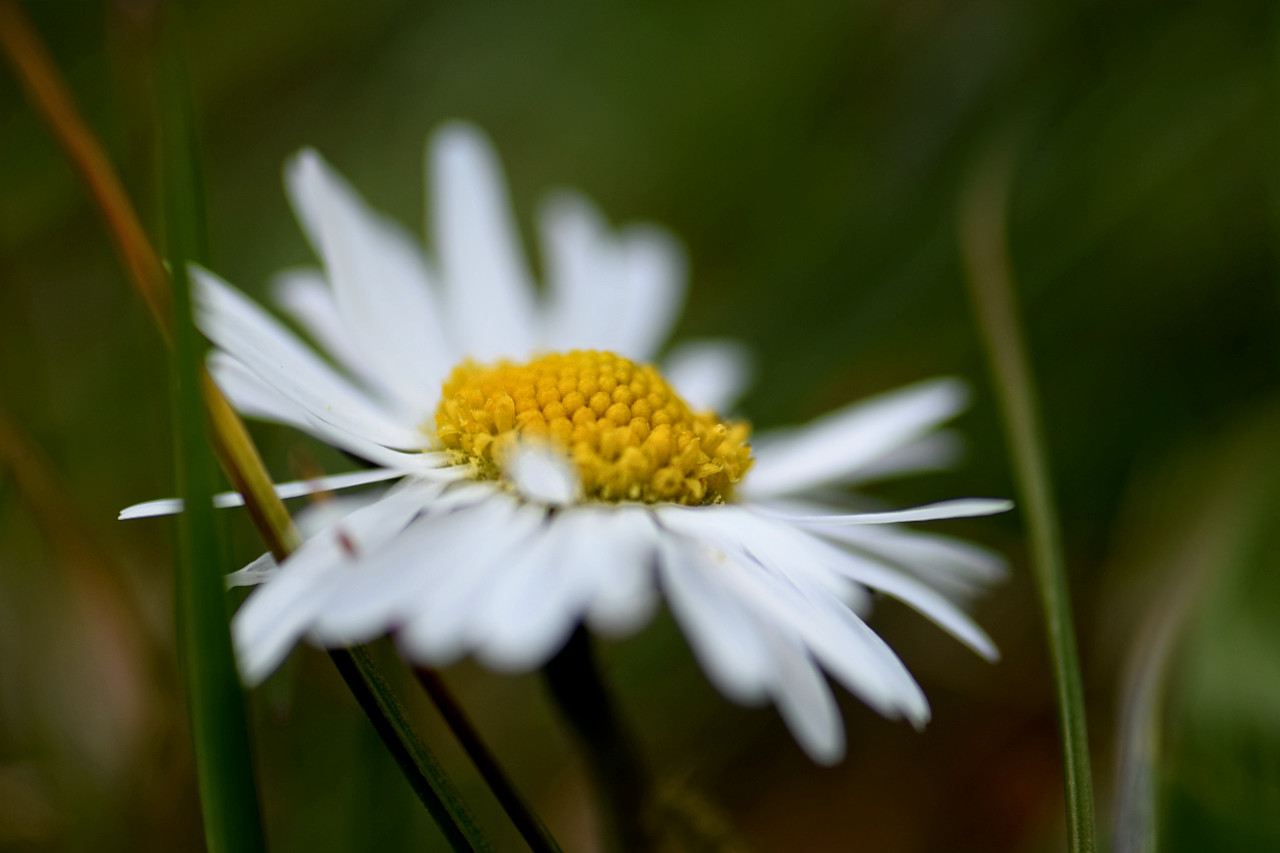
[270,268,351,359]
[656,536,774,704]
[670,504,997,658]
[425,480,508,513]
[271,269,417,410]
[806,520,1008,592]
[285,150,456,411]
[609,224,686,361]
[723,551,930,726]
[583,507,661,637]
[298,416,463,479]
[232,487,431,683]
[226,553,279,588]
[194,267,429,449]
[661,339,753,414]
[292,490,397,538]
[236,541,349,683]
[119,468,406,520]
[502,441,579,506]
[743,378,970,498]
[470,511,609,671]
[538,192,619,350]
[207,351,311,430]
[429,123,538,361]
[396,501,548,666]
[841,563,997,660]
[775,498,1014,525]
[657,506,929,723]
[764,630,844,765]
[656,505,864,604]
[537,195,685,362]
[843,430,964,484]
[309,493,521,644]
[800,590,932,727]
[118,498,180,520]
[781,530,1000,660]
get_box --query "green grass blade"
[415,667,564,853]
[2,5,498,847]
[160,14,268,853]
[960,145,1098,853]
[332,648,491,852]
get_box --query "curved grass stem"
[960,144,1098,853]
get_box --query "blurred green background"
[2,0,1279,850]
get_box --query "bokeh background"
[2,0,1279,850]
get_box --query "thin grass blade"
[416,667,564,853]
[960,143,1098,853]
[2,7,525,848]
[158,15,268,852]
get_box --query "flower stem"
[332,648,491,852]
[543,628,655,853]
[960,144,1098,853]
[415,668,565,853]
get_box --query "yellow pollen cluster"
[434,350,752,505]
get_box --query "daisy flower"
[124,122,1010,764]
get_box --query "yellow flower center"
[434,350,752,505]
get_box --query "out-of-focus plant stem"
[1108,412,1274,853]
[960,146,1098,853]
[544,628,654,853]
[334,647,491,852]
[415,667,564,853]
[1109,507,1211,853]
[0,4,493,851]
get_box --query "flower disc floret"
[434,350,752,504]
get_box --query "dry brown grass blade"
[0,405,165,770]
[0,0,171,342]
[200,373,301,559]
[2,8,549,847]
[0,10,498,849]
[0,0,298,554]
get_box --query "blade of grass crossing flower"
[415,667,564,853]
[155,15,488,852]
[336,648,492,852]
[2,7,515,848]
[158,18,267,853]
[203,371,490,852]
[201,372,301,557]
[960,145,1098,853]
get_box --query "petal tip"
[430,120,492,170]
